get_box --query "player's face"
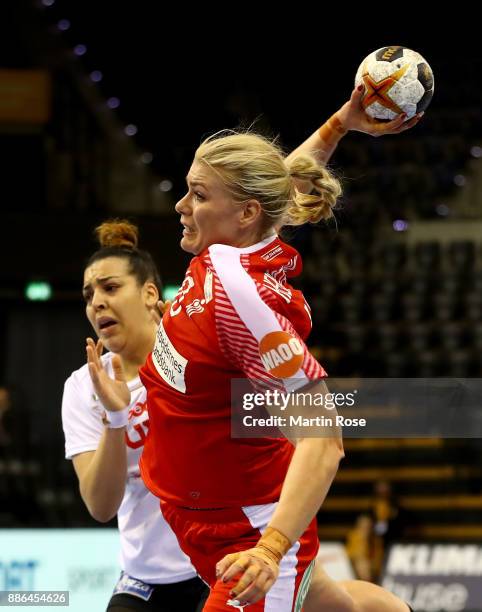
[83,257,157,355]
[175,161,254,255]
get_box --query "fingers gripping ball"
[217,527,292,606]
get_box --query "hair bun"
[95,219,139,250]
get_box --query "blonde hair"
[195,131,342,229]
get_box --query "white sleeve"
[209,244,325,391]
[61,372,105,460]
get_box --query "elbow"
[335,446,345,470]
[327,437,344,475]
[89,505,117,523]
[300,435,344,476]
[80,488,118,523]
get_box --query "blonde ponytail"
[285,155,342,225]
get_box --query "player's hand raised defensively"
[86,337,130,412]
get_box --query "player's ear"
[240,199,262,228]
[143,282,159,307]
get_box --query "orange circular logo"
[259,331,304,379]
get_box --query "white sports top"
[61,353,197,584]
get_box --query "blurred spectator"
[346,514,375,581]
[371,480,406,578]
[345,484,405,583]
[372,480,402,543]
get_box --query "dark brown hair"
[86,219,162,294]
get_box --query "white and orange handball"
[355,46,434,120]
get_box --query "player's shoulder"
[206,235,296,279]
[207,243,249,282]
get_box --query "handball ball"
[355,46,434,120]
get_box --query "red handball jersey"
[139,235,326,508]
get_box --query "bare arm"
[72,431,127,522]
[268,435,343,543]
[261,381,344,543]
[72,338,131,522]
[286,85,423,168]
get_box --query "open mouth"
[97,317,117,331]
[181,221,196,235]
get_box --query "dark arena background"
[1,2,482,610]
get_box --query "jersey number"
[170,275,195,316]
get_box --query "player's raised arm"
[287,46,433,169]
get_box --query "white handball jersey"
[61,352,197,584]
